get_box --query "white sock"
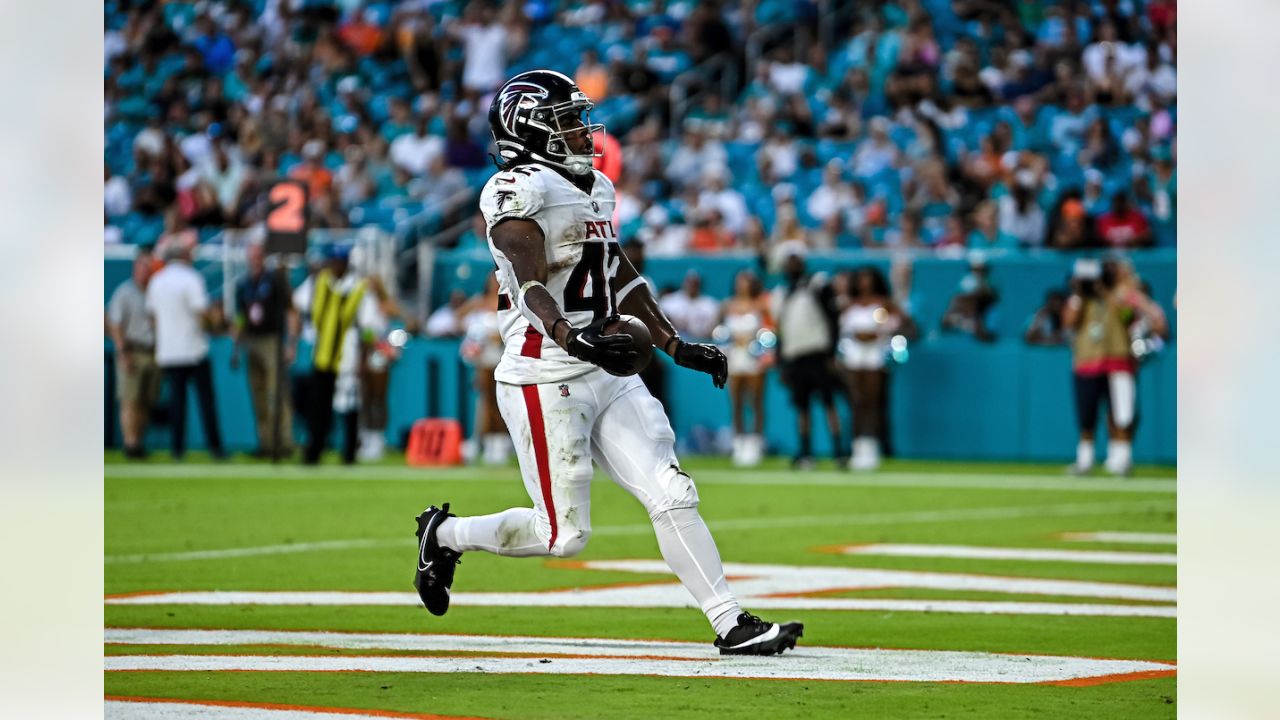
[1106,440,1132,472]
[1076,440,1095,469]
[651,506,742,637]
[436,509,548,557]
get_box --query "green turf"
[105,455,1176,718]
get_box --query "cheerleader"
[459,275,510,465]
[719,270,774,466]
[838,267,907,470]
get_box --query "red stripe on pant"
[521,384,557,552]
[521,327,543,358]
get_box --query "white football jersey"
[479,163,621,384]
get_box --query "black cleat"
[714,612,804,656]
[413,503,461,616]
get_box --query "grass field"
[105,453,1176,719]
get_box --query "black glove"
[672,339,728,389]
[563,316,640,375]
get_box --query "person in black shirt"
[232,240,298,459]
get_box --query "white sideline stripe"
[107,559,1177,618]
[106,539,394,564]
[105,463,1177,493]
[839,544,1176,565]
[103,630,1174,684]
[105,499,1174,563]
[105,700,392,720]
[102,593,1176,618]
[1062,532,1177,545]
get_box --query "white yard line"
[104,630,1172,681]
[836,544,1176,565]
[106,559,1175,618]
[106,539,397,564]
[105,499,1173,563]
[1061,532,1177,545]
[104,463,1176,494]
[105,699,414,720]
[103,592,1176,617]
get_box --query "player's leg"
[413,379,598,616]
[440,380,597,557]
[1072,372,1102,473]
[1104,371,1136,475]
[591,375,802,655]
[166,365,188,459]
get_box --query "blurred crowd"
[105,0,1177,258]
[105,0,1176,468]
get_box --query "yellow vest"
[311,269,367,373]
[1071,296,1134,373]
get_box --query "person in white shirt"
[146,242,226,459]
[390,116,445,177]
[1082,22,1146,86]
[806,160,855,225]
[659,271,720,339]
[458,7,510,93]
[696,169,749,236]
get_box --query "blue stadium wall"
[104,249,1175,464]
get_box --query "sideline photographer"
[1063,258,1167,475]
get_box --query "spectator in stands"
[852,117,901,178]
[454,3,523,94]
[1096,191,1153,248]
[290,140,334,206]
[390,115,444,178]
[108,248,159,459]
[880,209,925,249]
[335,145,376,210]
[575,49,610,101]
[1025,290,1069,346]
[773,252,844,469]
[837,267,910,471]
[202,139,248,222]
[688,208,734,254]
[416,154,468,210]
[425,289,469,338]
[146,242,225,460]
[105,166,132,219]
[759,125,801,182]
[998,171,1047,248]
[721,269,772,467]
[1047,192,1094,249]
[661,271,719,339]
[444,116,488,169]
[231,240,297,460]
[665,128,727,192]
[806,160,854,226]
[638,205,691,257]
[941,252,999,343]
[696,168,749,236]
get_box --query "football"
[601,314,653,377]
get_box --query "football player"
[413,70,803,655]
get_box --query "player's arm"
[613,248,727,388]
[491,219,637,373]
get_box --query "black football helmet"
[488,70,605,175]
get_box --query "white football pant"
[436,368,743,636]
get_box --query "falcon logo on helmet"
[488,70,606,176]
[497,82,548,136]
